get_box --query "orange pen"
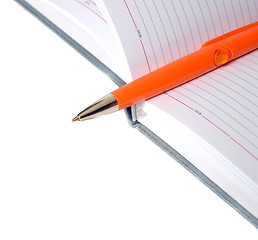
[73,21,258,121]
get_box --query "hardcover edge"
[15,0,258,228]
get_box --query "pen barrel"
[112,24,258,110]
[112,49,218,109]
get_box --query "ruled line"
[197,0,210,39]
[206,74,258,107]
[221,67,258,91]
[169,0,189,54]
[238,59,258,72]
[152,0,174,62]
[246,0,253,22]
[238,0,246,25]
[171,87,257,149]
[205,0,217,36]
[74,0,107,23]
[161,0,181,58]
[188,0,203,43]
[124,0,137,28]
[214,0,225,33]
[124,0,152,72]
[143,0,166,64]
[132,0,158,69]
[222,0,232,30]
[180,84,258,140]
[166,90,257,160]
[196,77,258,117]
[178,0,197,50]
[165,93,194,110]
[187,81,258,128]
[255,0,258,18]
[213,71,257,97]
[230,0,239,28]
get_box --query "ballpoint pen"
[72,21,258,122]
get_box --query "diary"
[15,0,258,227]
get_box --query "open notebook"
[16,0,258,227]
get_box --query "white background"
[0,1,257,239]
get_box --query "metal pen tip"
[72,116,80,122]
[72,94,119,122]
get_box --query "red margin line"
[140,40,151,73]
[123,0,151,72]
[231,137,258,160]
[165,93,194,110]
[75,0,107,23]
[166,93,257,160]
[202,115,230,137]
[123,0,137,28]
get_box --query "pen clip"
[201,21,258,48]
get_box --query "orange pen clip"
[202,21,258,66]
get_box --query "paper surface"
[139,51,258,217]
[26,0,131,80]
[100,0,258,218]
[101,0,258,78]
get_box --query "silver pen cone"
[72,94,119,121]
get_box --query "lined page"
[102,0,258,162]
[167,51,258,164]
[140,51,258,218]
[76,0,104,18]
[26,0,132,80]
[101,0,258,216]
[140,51,258,185]
[102,0,257,78]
